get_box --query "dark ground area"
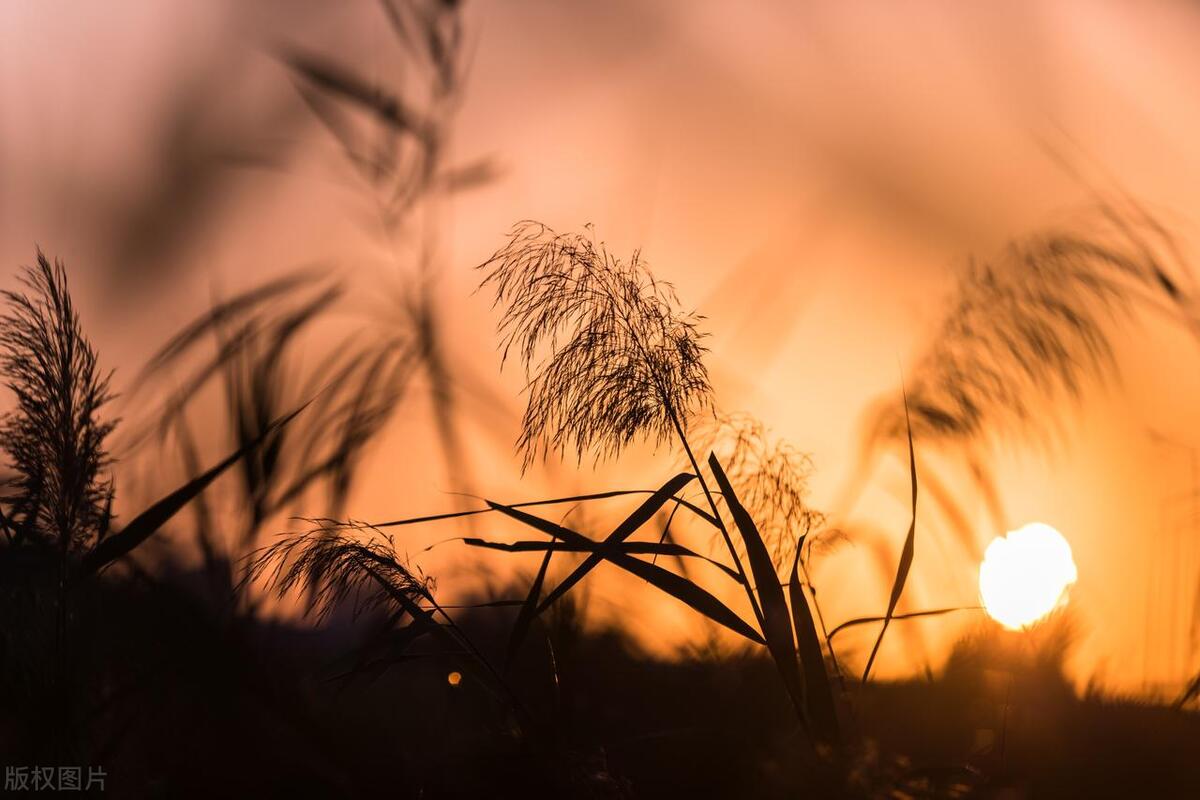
[3,557,1198,799]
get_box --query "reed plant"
[251,223,926,755]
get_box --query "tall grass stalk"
[478,222,763,627]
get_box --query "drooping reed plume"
[472,223,848,744]
[691,411,836,571]
[246,522,431,623]
[246,518,528,721]
[478,221,713,469]
[868,207,1191,450]
[856,205,1196,560]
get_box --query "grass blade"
[537,473,695,612]
[708,453,804,720]
[827,606,979,642]
[487,500,764,645]
[77,403,308,580]
[372,488,718,530]
[862,390,918,683]
[505,545,555,672]
[789,544,841,745]
[462,538,741,581]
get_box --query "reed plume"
[246,522,430,622]
[691,411,837,572]
[855,205,1196,566]
[0,252,114,550]
[869,206,1192,453]
[478,222,712,469]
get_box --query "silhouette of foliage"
[852,206,1198,575]
[247,522,430,623]
[138,273,415,547]
[868,207,1193,451]
[692,411,834,571]
[479,222,712,468]
[137,0,489,555]
[0,252,115,550]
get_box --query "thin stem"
[827,606,983,642]
[366,487,717,529]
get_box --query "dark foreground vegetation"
[4,557,1199,798]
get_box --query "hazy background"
[4,0,1200,695]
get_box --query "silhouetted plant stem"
[607,269,764,628]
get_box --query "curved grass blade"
[789,544,841,746]
[370,487,718,530]
[708,453,804,720]
[827,606,980,642]
[77,403,309,580]
[487,500,763,645]
[862,390,918,683]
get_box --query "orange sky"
[4,0,1200,694]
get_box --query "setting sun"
[979,522,1078,630]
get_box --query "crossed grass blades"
[0,252,303,759]
[253,222,927,755]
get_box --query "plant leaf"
[372,488,718,530]
[828,606,977,642]
[537,473,695,613]
[708,453,804,721]
[462,537,741,581]
[505,544,554,672]
[77,403,309,580]
[862,390,918,683]
[487,500,763,645]
[789,545,841,745]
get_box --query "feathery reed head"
[246,521,430,622]
[0,251,115,549]
[870,208,1192,450]
[693,411,832,569]
[478,222,712,468]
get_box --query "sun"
[979,522,1078,630]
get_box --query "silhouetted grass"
[0,252,305,765]
[6,5,1200,792]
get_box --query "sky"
[3,0,1200,693]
